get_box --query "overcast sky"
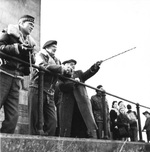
[41,0,150,138]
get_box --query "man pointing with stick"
[54,59,103,138]
[54,46,136,138]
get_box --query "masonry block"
[0,134,149,152]
[0,0,40,135]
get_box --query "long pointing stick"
[102,47,136,62]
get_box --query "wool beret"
[62,59,77,65]
[143,111,150,115]
[19,15,35,23]
[43,40,57,49]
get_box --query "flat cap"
[143,111,150,115]
[97,85,103,89]
[43,40,57,49]
[62,59,77,65]
[19,15,35,23]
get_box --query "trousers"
[28,87,57,136]
[96,121,103,139]
[0,72,20,133]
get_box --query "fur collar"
[7,24,36,47]
[40,49,49,56]
[40,49,61,65]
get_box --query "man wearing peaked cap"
[61,59,77,78]
[43,40,57,49]
[142,110,150,142]
[19,15,35,23]
[143,111,150,115]
[62,59,77,65]
[55,59,103,138]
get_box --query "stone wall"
[1,134,150,152]
[0,0,41,50]
[0,0,41,134]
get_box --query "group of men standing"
[0,14,107,139]
[28,39,103,138]
[2,14,150,142]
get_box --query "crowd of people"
[0,14,150,143]
[110,101,138,141]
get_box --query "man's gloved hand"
[95,60,103,67]
[18,43,34,55]
[17,43,34,62]
[92,60,103,71]
[75,78,80,82]
[63,66,73,78]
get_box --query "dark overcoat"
[57,64,100,138]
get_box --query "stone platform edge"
[0,133,150,152]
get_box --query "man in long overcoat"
[55,59,103,138]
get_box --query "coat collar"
[7,24,36,47]
[40,49,60,65]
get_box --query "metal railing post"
[37,70,45,135]
[102,91,109,139]
[136,103,144,142]
[1,52,150,141]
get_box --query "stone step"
[1,133,150,152]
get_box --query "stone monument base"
[1,133,150,152]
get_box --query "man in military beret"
[55,58,103,138]
[0,14,36,133]
[28,40,68,136]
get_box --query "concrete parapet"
[0,0,41,134]
[0,0,40,51]
[1,134,150,152]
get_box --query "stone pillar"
[0,0,41,134]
